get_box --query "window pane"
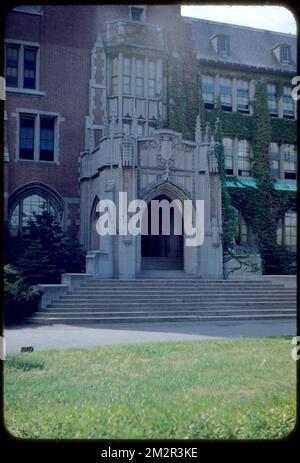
[202,75,214,106]
[136,59,143,77]
[148,61,155,79]
[223,137,233,169]
[23,47,36,89]
[20,115,35,159]
[10,204,20,237]
[148,61,156,97]
[22,194,47,230]
[237,80,249,112]
[284,211,296,246]
[131,7,143,21]
[219,77,232,109]
[148,78,156,97]
[136,77,143,97]
[123,76,131,95]
[284,144,296,175]
[123,58,131,76]
[270,142,279,177]
[137,123,144,136]
[40,117,55,161]
[282,86,294,118]
[6,45,19,87]
[267,84,277,115]
[238,139,251,175]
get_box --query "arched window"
[8,182,64,237]
[277,210,296,247]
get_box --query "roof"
[185,17,296,74]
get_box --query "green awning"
[273,180,297,192]
[225,178,296,192]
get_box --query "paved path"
[4,319,296,354]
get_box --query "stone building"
[4,5,297,280]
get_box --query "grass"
[4,337,296,440]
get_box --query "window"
[19,113,57,162]
[10,194,58,237]
[123,121,131,134]
[122,58,131,96]
[40,117,55,161]
[219,77,232,111]
[123,57,131,96]
[5,42,38,90]
[23,47,37,89]
[148,61,156,98]
[282,86,294,119]
[223,137,233,174]
[137,123,144,137]
[130,6,145,22]
[234,208,249,246]
[217,35,229,55]
[237,80,249,113]
[238,139,251,176]
[148,125,156,136]
[277,210,296,247]
[6,45,19,87]
[280,45,291,64]
[270,142,280,178]
[267,84,277,116]
[202,75,214,109]
[283,144,296,179]
[20,115,35,160]
[135,59,144,97]
[111,57,118,96]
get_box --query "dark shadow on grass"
[6,357,45,371]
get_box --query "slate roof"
[185,17,296,74]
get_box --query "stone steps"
[28,278,296,325]
[27,313,295,325]
[36,308,296,316]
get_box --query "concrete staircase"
[27,278,297,325]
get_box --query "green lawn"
[4,337,296,440]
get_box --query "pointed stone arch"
[139,180,198,275]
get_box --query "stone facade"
[4,5,296,280]
[80,121,223,279]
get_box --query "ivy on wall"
[206,109,296,144]
[213,107,238,262]
[167,52,296,274]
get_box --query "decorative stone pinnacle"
[195,114,202,144]
[204,122,211,143]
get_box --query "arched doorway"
[141,194,184,270]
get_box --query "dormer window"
[129,5,146,22]
[211,34,229,57]
[280,45,291,64]
[217,35,229,55]
[272,43,291,65]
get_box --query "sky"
[181,5,296,35]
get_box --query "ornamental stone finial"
[195,114,203,145]
[204,122,211,143]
